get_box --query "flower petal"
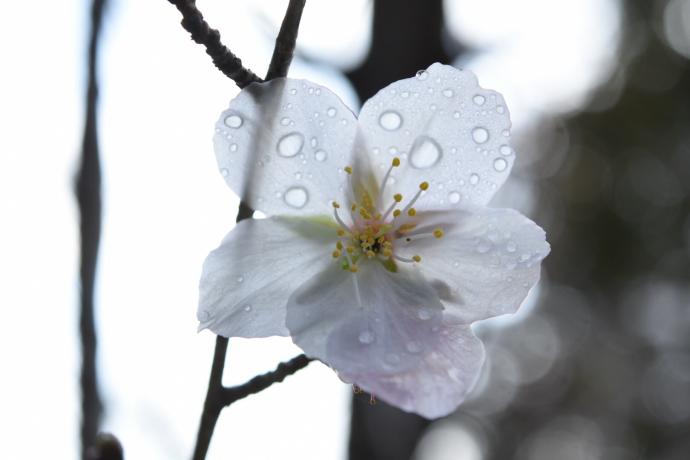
[286,262,444,376]
[358,63,513,208]
[198,216,337,337]
[401,207,550,324]
[214,79,358,216]
[341,323,484,419]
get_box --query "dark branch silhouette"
[76,0,107,458]
[186,1,311,458]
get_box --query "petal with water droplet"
[357,63,514,207]
[214,79,357,216]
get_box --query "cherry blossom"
[199,63,550,418]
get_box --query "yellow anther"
[351,203,357,212]
[393,209,401,218]
[392,157,401,167]
[346,246,354,254]
[332,201,340,209]
[336,241,343,250]
[433,228,444,238]
[344,166,353,174]
[393,193,403,202]
[377,236,386,244]
[412,255,422,263]
[407,208,417,217]
[332,250,341,258]
[337,229,346,237]
[374,213,382,220]
[383,249,392,257]
[359,208,371,219]
[350,265,359,273]
[366,250,376,258]
[398,223,416,233]
[419,181,429,191]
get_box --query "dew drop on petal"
[220,168,229,177]
[442,88,454,98]
[506,241,517,253]
[327,107,337,117]
[496,105,505,114]
[448,191,461,204]
[416,69,429,81]
[473,94,486,106]
[476,240,492,253]
[229,143,238,153]
[410,136,442,169]
[406,341,422,353]
[493,158,508,172]
[280,117,291,126]
[289,88,297,95]
[236,276,244,283]
[379,110,402,131]
[310,137,318,148]
[500,145,513,156]
[224,114,243,128]
[472,127,489,144]
[453,111,461,119]
[358,330,375,345]
[283,186,308,208]
[470,173,480,185]
[385,353,401,364]
[417,308,432,320]
[277,132,304,157]
[314,150,327,162]
[401,91,410,98]
[243,304,252,312]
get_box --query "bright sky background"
[0,0,619,458]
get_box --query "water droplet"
[472,127,489,144]
[493,158,508,172]
[220,168,229,177]
[502,129,510,137]
[499,145,512,156]
[416,69,429,81]
[506,241,517,253]
[310,137,318,148]
[236,276,244,283]
[410,136,442,169]
[473,95,486,106]
[406,341,422,353]
[520,253,531,262]
[358,330,375,344]
[327,107,337,117]
[243,304,252,312]
[379,111,402,131]
[307,87,314,95]
[496,105,505,114]
[277,132,304,157]
[385,353,401,364]
[476,240,492,253]
[315,88,321,96]
[443,88,454,98]
[453,111,461,119]
[224,114,243,128]
[469,173,480,185]
[417,308,432,320]
[289,88,297,95]
[284,186,308,208]
[294,172,302,180]
[314,150,327,162]
[280,117,291,126]
[229,143,238,153]
[401,91,410,98]
[448,191,461,204]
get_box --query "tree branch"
[190,1,308,458]
[77,0,107,458]
[265,0,306,81]
[167,0,263,88]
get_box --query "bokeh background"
[1,0,689,459]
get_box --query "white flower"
[199,63,550,418]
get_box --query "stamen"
[402,182,429,214]
[332,250,341,258]
[333,204,351,232]
[378,157,401,207]
[433,228,444,238]
[407,208,417,217]
[344,166,353,175]
[393,209,401,218]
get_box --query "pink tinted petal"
[341,323,484,419]
[198,216,336,338]
[286,262,444,376]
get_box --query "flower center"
[330,158,444,274]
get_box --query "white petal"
[198,216,337,337]
[403,207,550,324]
[341,323,484,419]
[286,262,444,376]
[214,79,358,216]
[358,63,513,208]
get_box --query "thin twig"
[167,0,262,88]
[77,0,107,458]
[265,0,306,80]
[222,354,313,405]
[190,1,308,458]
